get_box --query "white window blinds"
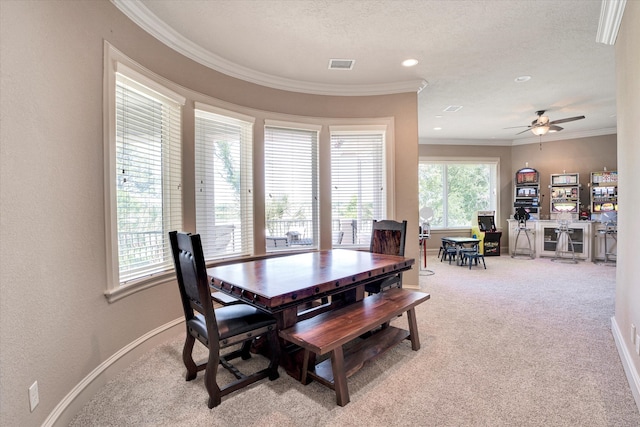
[195,107,254,259]
[264,125,319,251]
[115,74,183,284]
[330,130,385,246]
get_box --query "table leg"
[271,308,316,382]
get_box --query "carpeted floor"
[70,255,640,426]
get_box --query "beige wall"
[0,1,419,426]
[614,0,640,405]
[512,134,618,218]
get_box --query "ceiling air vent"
[328,59,355,70]
[443,105,463,112]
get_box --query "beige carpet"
[70,255,640,426]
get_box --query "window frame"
[329,124,392,248]
[194,103,255,261]
[419,157,499,230]
[263,120,321,253]
[103,42,186,302]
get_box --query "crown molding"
[420,128,617,146]
[596,0,627,45]
[420,138,514,146]
[111,0,427,96]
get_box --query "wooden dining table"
[207,249,415,379]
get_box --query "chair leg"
[205,350,222,409]
[183,333,198,381]
[240,340,252,360]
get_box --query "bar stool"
[552,214,577,263]
[597,211,617,265]
[419,207,435,276]
[511,208,535,259]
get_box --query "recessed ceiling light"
[402,58,419,67]
[435,115,443,118]
[514,75,531,83]
[433,127,442,131]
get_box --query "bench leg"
[406,308,421,351]
[330,346,350,406]
[300,348,311,385]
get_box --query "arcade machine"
[471,210,501,256]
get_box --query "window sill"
[104,271,175,303]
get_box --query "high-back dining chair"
[169,231,280,408]
[365,219,408,294]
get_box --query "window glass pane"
[195,109,253,259]
[331,132,385,246]
[419,160,496,229]
[115,76,182,283]
[418,163,444,228]
[447,164,491,227]
[264,126,318,251]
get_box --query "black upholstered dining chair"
[364,219,408,294]
[169,231,280,408]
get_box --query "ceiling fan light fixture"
[531,125,550,136]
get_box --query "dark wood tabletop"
[208,249,414,313]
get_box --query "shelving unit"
[590,170,618,221]
[513,167,540,215]
[507,219,594,261]
[550,173,580,219]
[538,221,591,260]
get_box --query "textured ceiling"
[122,0,617,145]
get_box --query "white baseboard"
[611,316,640,412]
[43,318,184,427]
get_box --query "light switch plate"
[29,381,39,412]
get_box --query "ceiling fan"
[508,110,586,136]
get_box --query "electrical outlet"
[28,381,39,412]
[632,324,637,344]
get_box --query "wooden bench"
[278,288,430,406]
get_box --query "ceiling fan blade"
[503,125,529,129]
[549,125,563,132]
[549,115,585,125]
[515,128,532,135]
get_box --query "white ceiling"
[116,0,618,145]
